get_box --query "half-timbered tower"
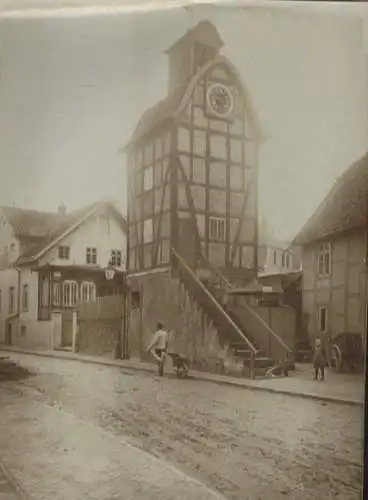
[123,22,291,374]
[125,21,263,280]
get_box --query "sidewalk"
[0,346,365,407]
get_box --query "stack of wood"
[0,356,31,381]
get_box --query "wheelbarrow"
[168,352,189,379]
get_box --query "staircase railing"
[199,253,233,290]
[230,302,292,362]
[171,248,257,378]
[199,253,293,362]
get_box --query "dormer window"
[193,42,217,71]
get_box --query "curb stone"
[0,347,363,407]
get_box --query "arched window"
[80,281,96,302]
[63,281,78,307]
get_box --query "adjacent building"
[0,200,127,349]
[293,152,368,350]
[258,217,301,276]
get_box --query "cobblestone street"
[0,353,363,500]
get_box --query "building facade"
[125,21,262,280]
[123,22,293,373]
[0,200,127,349]
[294,153,368,351]
[257,218,301,275]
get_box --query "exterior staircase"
[171,248,293,378]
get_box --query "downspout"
[364,22,368,365]
[365,165,368,364]
[13,265,21,337]
[254,144,259,279]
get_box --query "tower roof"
[165,20,224,55]
[124,55,264,150]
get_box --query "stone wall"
[76,296,123,358]
[127,269,241,374]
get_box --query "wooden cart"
[329,332,364,373]
[168,353,189,378]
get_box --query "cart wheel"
[330,344,342,372]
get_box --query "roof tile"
[293,152,368,245]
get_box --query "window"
[63,281,78,307]
[143,166,153,191]
[319,307,328,332]
[81,282,96,302]
[22,284,29,312]
[41,276,49,306]
[110,249,122,267]
[86,247,97,265]
[143,219,153,243]
[209,217,226,242]
[58,246,70,260]
[8,287,15,314]
[282,251,291,269]
[131,291,141,308]
[52,282,61,306]
[0,289,2,313]
[285,253,290,268]
[273,250,277,265]
[317,243,331,276]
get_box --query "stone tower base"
[126,267,243,375]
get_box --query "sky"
[0,4,367,241]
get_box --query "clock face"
[207,83,234,117]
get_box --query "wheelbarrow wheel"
[177,363,188,379]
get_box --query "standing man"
[313,335,327,381]
[147,322,169,376]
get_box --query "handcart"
[168,352,189,378]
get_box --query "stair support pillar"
[249,351,255,380]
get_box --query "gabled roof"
[293,152,368,246]
[165,21,224,55]
[0,206,65,238]
[124,55,264,151]
[126,85,186,148]
[259,271,302,292]
[5,200,127,266]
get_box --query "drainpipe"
[365,170,368,365]
[13,265,21,337]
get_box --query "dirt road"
[0,352,363,500]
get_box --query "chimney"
[58,202,66,215]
